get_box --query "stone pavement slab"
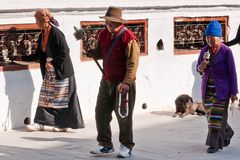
[0,109,240,160]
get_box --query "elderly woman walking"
[197,20,238,153]
[25,8,85,132]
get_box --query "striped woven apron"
[38,67,69,109]
[204,77,225,129]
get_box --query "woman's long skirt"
[204,77,233,149]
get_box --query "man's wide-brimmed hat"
[99,6,127,23]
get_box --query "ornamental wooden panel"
[174,16,228,55]
[80,19,148,61]
[0,23,41,66]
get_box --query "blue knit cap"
[205,20,222,37]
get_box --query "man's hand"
[117,83,129,94]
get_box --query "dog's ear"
[175,97,182,113]
[175,95,187,113]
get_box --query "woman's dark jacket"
[29,26,74,80]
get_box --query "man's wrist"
[122,82,130,86]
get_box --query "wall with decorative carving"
[174,16,228,55]
[0,24,40,66]
[80,19,148,60]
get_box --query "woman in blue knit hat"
[196,20,238,153]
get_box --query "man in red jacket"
[89,6,140,158]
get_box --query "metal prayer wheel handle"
[203,50,210,60]
[73,26,87,41]
[118,92,129,119]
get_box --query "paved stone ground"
[0,109,240,160]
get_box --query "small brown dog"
[173,94,205,118]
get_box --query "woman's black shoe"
[207,146,218,153]
[224,140,230,147]
[224,131,234,147]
